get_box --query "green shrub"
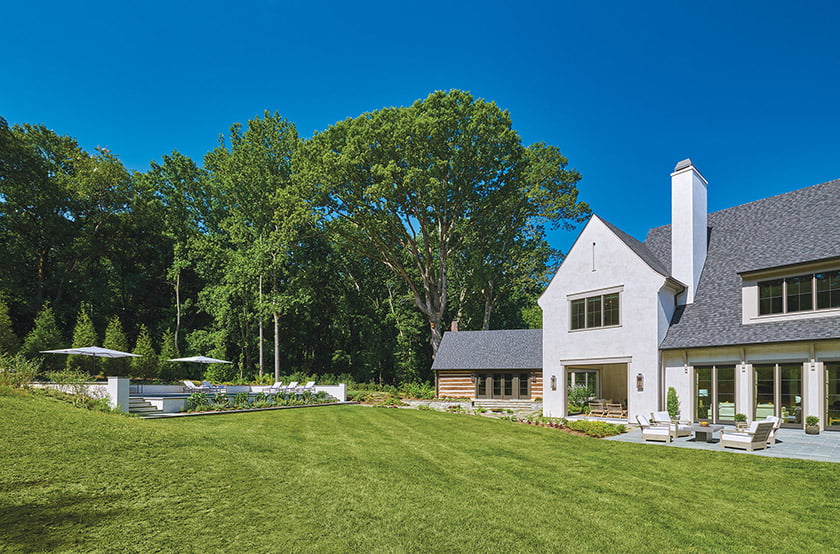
[567,385,592,410]
[186,392,209,411]
[0,353,40,388]
[565,420,626,438]
[734,413,747,423]
[398,381,435,399]
[806,415,819,426]
[417,404,433,411]
[666,387,681,419]
[233,392,250,408]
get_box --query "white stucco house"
[435,159,840,431]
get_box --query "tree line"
[0,90,589,384]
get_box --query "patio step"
[129,398,162,414]
[472,399,537,412]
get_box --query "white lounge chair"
[202,381,227,393]
[284,381,299,394]
[652,411,692,438]
[183,380,211,393]
[637,415,672,442]
[764,415,782,445]
[301,381,316,393]
[719,420,775,452]
[265,381,283,394]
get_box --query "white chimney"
[671,159,708,305]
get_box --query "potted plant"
[734,413,748,430]
[805,415,820,435]
[666,387,681,421]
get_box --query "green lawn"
[2,392,838,553]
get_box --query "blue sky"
[3,1,839,252]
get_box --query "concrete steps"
[129,398,163,415]
[473,399,538,412]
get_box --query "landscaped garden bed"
[183,390,337,413]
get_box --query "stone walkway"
[605,426,840,463]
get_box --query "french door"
[826,362,840,430]
[754,363,803,427]
[695,365,736,423]
[476,373,530,399]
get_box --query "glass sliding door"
[827,363,840,429]
[717,366,735,422]
[696,367,713,420]
[779,364,803,425]
[695,365,736,422]
[477,373,530,399]
[754,363,804,427]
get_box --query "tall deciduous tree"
[300,90,588,355]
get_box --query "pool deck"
[605,425,840,463]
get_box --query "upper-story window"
[570,292,620,330]
[758,271,840,315]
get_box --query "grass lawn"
[2,392,838,552]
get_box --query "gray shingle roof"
[646,178,840,349]
[432,329,542,370]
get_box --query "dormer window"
[757,271,840,315]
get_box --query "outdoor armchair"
[636,415,672,442]
[588,401,606,417]
[606,403,627,419]
[764,415,782,445]
[652,411,691,438]
[719,420,775,452]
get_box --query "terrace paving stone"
[605,426,840,463]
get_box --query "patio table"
[687,424,724,442]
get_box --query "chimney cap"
[674,158,694,172]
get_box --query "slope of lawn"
[1,391,838,553]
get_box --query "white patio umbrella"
[41,346,141,374]
[168,355,232,364]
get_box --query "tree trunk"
[174,270,181,353]
[258,275,264,377]
[273,310,280,382]
[482,279,494,331]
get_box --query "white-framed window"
[570,292,620,330]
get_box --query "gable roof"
[646,178,840,349]
[598,216,671,277]
[432,329,542,370]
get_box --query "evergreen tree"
[0,295,19,355]
[102,316,130,376]
[67,307,99,374]
[158,328,181,382]
[130,325,158,379]
[21,304,63,371]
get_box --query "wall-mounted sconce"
[550,375,557,391]
[636,373,644,392]
[470,374,476,384]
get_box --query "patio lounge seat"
[301,381,316,393]
[588,401,606,417]
[265,381,284,393]
[202,381,227,393]
[719,420,775,452]
[764,415,782,445]
[606,403,627,419]
[183,380,211,393]
[652,411,692,438]
[284,381,299,394]
[636,415,672,442]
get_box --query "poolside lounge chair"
[183,380,211,393]
[588,401,606,417]
[266,381,284,393]
[301,381,316,393]
[764,415,782,445]
[719,420,775,452]
[202,381,227,393]
[284,381,299,394]
[652,411,692,438]
[636,415,672,442]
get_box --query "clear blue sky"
[3,1,839,252]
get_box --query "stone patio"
[606,425,840,463]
